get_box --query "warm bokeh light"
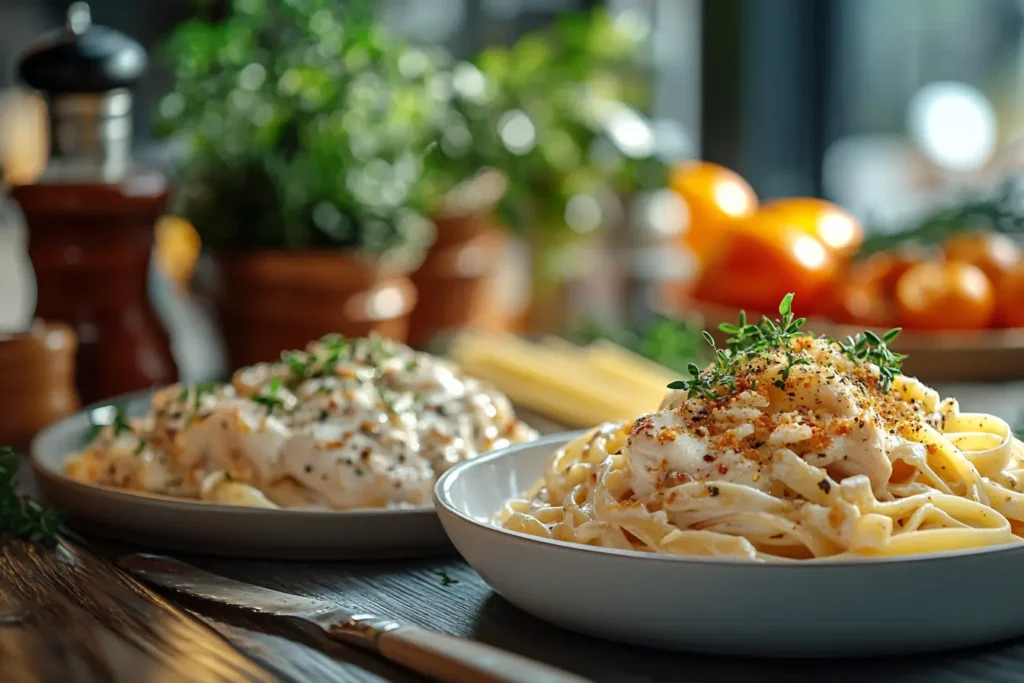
[907,81,996,173]
[791,234,829,270]
[154,216,201,291]
[0,88,47,186]
[818,213,858,250]
[713,182,756,218]
[760,197,863,258]
[669,161,758,261]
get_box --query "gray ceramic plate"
[435,433,1024,656]
[31,391,451,560]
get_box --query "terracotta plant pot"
[0,320,79,450]
[408,210,507,348]
[211,251,417,368]
[407,170,510,348]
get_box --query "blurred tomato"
[942,232,1020,285]
[853,249,928,297]
[670,161,758,262]
[817,279,892,327]
[760,198,863,260]
[692,209,836,315]
[995,259,1024,328]
[895,260,995,330]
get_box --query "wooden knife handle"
[376,624,591,683]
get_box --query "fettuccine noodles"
[499,333,1024,561]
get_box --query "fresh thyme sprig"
[319,334,353,369]
[836,328,906,393]
[0,447,61,547]
[719,293,808,357]
[251,377,285,415]
[283,351,313,378]
[666,293,906,400]
[667,330,737,399]
[177,381,220,405]
[774,354,812,391]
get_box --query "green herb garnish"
[836,328,906,393]
[0,447,61,547]
[438,570,459,586]
[251,377,285,415]
[719,293,807,357]
[368,335,393,361]
[112,406,131,436]
[774,354,813,391]
[320,335,352,370]
[223,471,236,483]
[668,294,906,400]
[283,351,312,378]
[179,381,220,405]
[377,386,398,413]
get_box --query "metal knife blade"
[118,553,594,683]
[117,553,345,623]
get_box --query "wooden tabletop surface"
[5,382,1024,683]
[4,532,1024,683]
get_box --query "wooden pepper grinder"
[10,2,177,404]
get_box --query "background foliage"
[158,0,670,259]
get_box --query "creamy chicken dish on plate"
[66,334,537,510]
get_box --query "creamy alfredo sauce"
[625,336,955,504]
[66,335,537,509]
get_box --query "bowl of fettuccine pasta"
[434,295,1024,656]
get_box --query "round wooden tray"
[667,299,1024,384]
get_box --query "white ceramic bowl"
[434,432,1024,657]
[32,392,451,560]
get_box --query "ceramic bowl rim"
[433,431,1024,569]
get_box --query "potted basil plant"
[157,0,442,366]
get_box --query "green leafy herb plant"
[0,447,61,547]
[157,0,442,269]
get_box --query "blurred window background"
[3,0,1024,377]
[4,0,1021,225]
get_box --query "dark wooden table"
[5,534,1024,683]
[6,384,1024,683]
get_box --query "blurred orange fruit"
[818,279,892,327]
[760,197,863,259]
[856,249,929,296]
[995,259,1024,328]
[692,209,836,316]
[895,260,995,330]
[942,231,1020,284]
[669,161,758,261]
